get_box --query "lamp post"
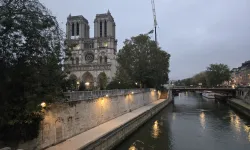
[76,81,80,90]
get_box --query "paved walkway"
[46,99,167,150]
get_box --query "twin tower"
[65,10,118,89]
[66,10,116,40]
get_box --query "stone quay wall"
[228,100,250,118]
[236,87,250,104]
[82,95,172,150]
[18,89,160,150]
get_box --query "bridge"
[171,87,235,91]
[169,86,236,96]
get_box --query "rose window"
[85,53,94,63]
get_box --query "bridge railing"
[64,88,152,101]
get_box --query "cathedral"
[64,10,118,89]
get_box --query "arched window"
[76,23,79,36]
[104,20,107,37]
[100,56,102,63]
[72,23,75,36]
[100,21,102,37]
[76,57,79,65]
[104,56,107,63]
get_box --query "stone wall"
[18,90,159,150]
[83,99,172,150]
[236,87,250,104]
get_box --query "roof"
[67,15,89,23]
[95,10,114,22]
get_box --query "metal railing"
[64,88,152,101]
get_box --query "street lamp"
[41,102,46,108]
[85,82,90,90]
[85,82,90,86]
[76,81,80,90]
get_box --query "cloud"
[41,0,250,80]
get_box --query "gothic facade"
[64,10,118,89]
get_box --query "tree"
[68,74,77,91]
[116,34,170,89]
[181,78,193,86]
[192,71,208,87]
[98,72,108,90]
[0,0,69,143]
[206,64,230,87]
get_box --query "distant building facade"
[64,10,118,89]
[231,60,250,87]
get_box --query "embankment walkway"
[46,99,167,150]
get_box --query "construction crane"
[151,0,158,44]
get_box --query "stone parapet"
[15,89,159,150]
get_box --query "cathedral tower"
[94,10,116,39]
[66,15,90,39]
[64,11,118,90]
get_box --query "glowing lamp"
[41,102,46,108]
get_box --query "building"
[231,60,250,87]
[64,10,118,89]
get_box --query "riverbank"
[46,98,172,150]
[228,98,250,118]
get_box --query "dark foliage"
[0,0,69,142]
[115,34,170,89]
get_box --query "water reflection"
[200,111,206,129]
[152,120,160,139]
[229,110,250,141]
[244,125,250,142]
[234,115,241,133]
[230,111,241,133]
[117,93,250,150]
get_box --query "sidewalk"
[46,99,167,150]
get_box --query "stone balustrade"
[64,88,152,101]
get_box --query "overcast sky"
[41,0,250,80]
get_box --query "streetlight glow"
[85,82,90,86]
[41,102,46,108]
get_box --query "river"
[115,92,250,150]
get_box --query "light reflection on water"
[229,110,250,141]
[244,125,250,142]
[152,120,160,139]
[116,93,250,150]
[200,111,206,129]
